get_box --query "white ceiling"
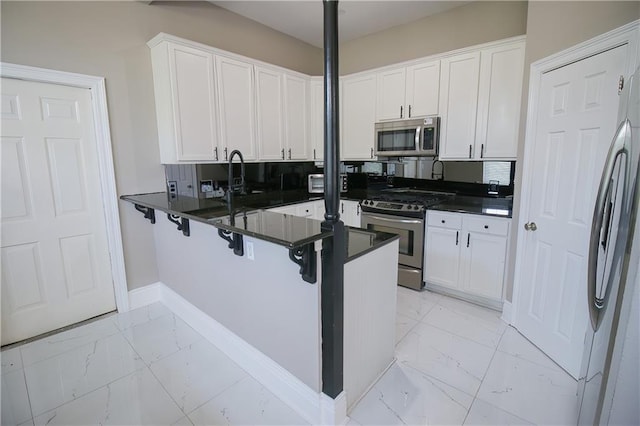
[210,1,472,48]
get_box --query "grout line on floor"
[461,320,510,425]
[19,347,35,425]
[145,350,194,418]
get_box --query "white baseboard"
[127,282,162,310]
[128,282,347,425]
[501,300,513,324]
[320,391,348,425]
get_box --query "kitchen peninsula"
[120,191,399,419]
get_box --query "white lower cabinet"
[269,199,361,228]
[340,200,361,228]
[312,199,361,227]
[424,226,461,290]
[267,204,297,215]
[424,210,509,307]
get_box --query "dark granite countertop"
[120,191,397,259]
[344,227,398,263]
[211,209,331,249]
[427,195,512,218]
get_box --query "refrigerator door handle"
[588,119,630,331]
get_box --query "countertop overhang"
[120,191,398,262]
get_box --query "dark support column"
[321,0,345,399]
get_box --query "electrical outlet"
[167,181,178,199]
[246,241,254,260]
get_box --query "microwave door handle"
[415,126,421,150]
[587,119,629,331]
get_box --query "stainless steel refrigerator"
[578,65,640,425]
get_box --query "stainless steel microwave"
[308,174,347,194]
[374,116,439,157]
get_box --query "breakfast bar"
[121,191,399,417]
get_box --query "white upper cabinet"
[439,38,525,161]
[283,73,309,160]
[405,61,440,118]
[438,51,481,160]
[148,34,524,165]
[309,77,324,161]
[376,60,440,121]
[216,55,258,162]
[255,66,285,160]
[475,41,525,160]
[342,73,377,160]
[150,42,219,163]
[255,68,309,161]
[376,67,406,121]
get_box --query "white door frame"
[511,21,639,325]
[1,62,130,313]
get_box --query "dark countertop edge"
[120,190,511,218]
[212,221,334,249]
[345,231,399,264]
[121,193,397,260]
[120,193,227,226]
[121,194,333,248]
[426,205,513,219]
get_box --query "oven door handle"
[363,213,422,225]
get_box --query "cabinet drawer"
[427,211,462,229]
[464,215,509,236]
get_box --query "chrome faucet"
[226,149,246,204]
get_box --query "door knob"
[524,222,538,231]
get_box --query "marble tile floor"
[350,287,579,425]
[1,288,578,425]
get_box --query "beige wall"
[0,1,322,290]
[339,1,528,74]
[506,1,640,301]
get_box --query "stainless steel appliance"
[375,116,439,157]
[578,66,639,425]
[360,189,452,290]
[308,173,347,194]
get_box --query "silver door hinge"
[618,75,624,95]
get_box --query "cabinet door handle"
[400,105,403,118]
[469,145,472,159]
[313,149,316,160]
[467,233,470,248]
[370,148,374,159]
[288,148,292,159]
[214,147,219,161]
[408,105,412,118]
[357,204,360,215]
[455,231,459,245]
[480,144,484,158]
[484,225,489,229]
[281,149,285,160]
[441,219,445,224]
[341,203,344,214]
[224,147,228,161]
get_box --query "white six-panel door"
[515,45,627,378]
[1,78,116,345]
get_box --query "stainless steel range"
[360,189,453,290]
